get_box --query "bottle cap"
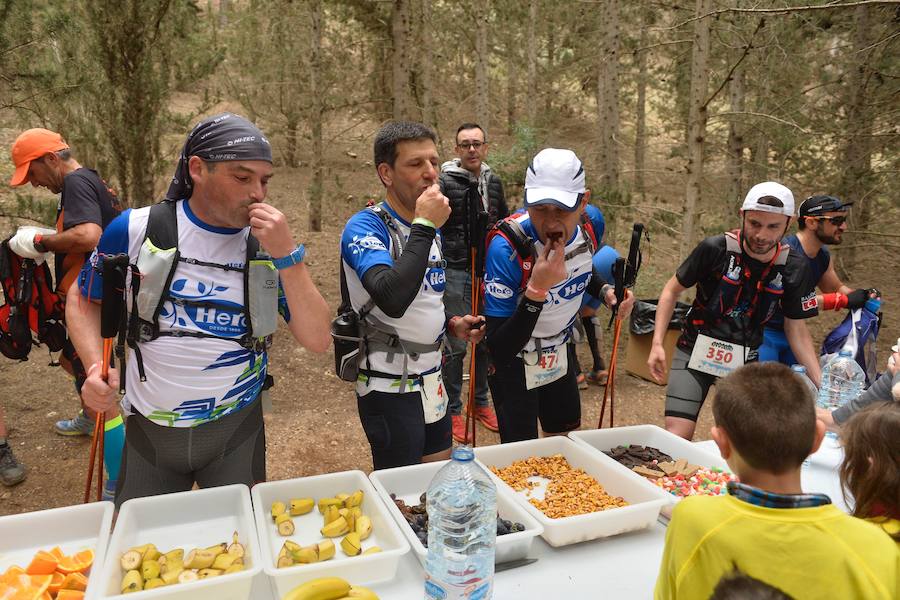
[451,446,475,462]
[791,364,806,373]
[864,297,882,314]
[839,348,854,357]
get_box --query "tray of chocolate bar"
[568,425,736,519]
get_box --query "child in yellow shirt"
[839,402,900,545]
[655,362,899,600]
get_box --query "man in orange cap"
[7,128,123,499]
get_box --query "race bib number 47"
[687,334,746,378]
[523,347,568,390]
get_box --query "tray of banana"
[92,484,260,599]
[251,470,409,600]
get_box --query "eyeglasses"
[456,141,486,150]
[810,215,847,226]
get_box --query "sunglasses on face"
[811,215,847,226]
[457,141,486,150]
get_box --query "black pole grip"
[625,223,645,287]
[100,254,129,339]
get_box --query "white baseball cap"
[524,148,585,211]
[741,181,795,217]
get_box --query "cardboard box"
[625,329,680,385]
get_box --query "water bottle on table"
[425,446,497,600]
[817,347,865,441]
[791,364,818,403]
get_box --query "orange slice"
[55,550,93,575]
[24,552,57,576]
[46,572,66,596]
[47,548,64,562]
[58,573,87,592]
[55,591,85,600]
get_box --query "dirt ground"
[1,142,897,517]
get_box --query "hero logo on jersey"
[163,278,245,337]
[485,279,514,299]
[424,267,446,293]
[348,234,388,255]
[801,292,818,312]
[557,273,591,300]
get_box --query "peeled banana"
[283,576,352,600]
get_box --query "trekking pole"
[84,253,128,503]
[598,224,646,429]
[463,186,489,447]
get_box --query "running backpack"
[821,306,881,386]
[0,237,67,360]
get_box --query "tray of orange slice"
[0,501,113,599]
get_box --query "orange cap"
[9,128,69,186]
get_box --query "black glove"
[845,288,868,310]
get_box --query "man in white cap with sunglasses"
[482,148,634,443]
[648,182,821,440]
[759,194,877,366]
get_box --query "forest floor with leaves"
[1,134,897,516]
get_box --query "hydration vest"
[125,200,279,382]
[485,214,596,291]
[0,238,66,361]
[692,231,789,331]
[334,203,445,390]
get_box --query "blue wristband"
[272,244,305,270]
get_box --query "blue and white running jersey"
[340,202,446,394]
[483,212,593,351]
[79,199,289,428]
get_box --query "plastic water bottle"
[425,446,496,600]
[817,348,865,440]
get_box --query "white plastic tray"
[569,425,733,518]
[473,437,670,547]
[93,484,260,600]
[368,459,543,567]
[0,500,114,598]
[251,470,410,599]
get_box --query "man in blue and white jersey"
[340,121,484,470]
[68,113,331,505]
[483,148,634,443]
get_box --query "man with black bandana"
[67,113,331,505]
[648,182,821,440]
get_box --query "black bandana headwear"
[166,113,272,201]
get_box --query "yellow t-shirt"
[655,494,899,600]
[866,516,900,548]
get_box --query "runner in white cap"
[648,181,822,440]
[483,148,634,443]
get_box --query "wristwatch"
[272,244,306,270]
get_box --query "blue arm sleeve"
[78,209,131,301]
[483,235,523,318]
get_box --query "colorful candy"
[653,466,735,498]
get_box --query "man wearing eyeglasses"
[438,123,508,443]
[759,195,875,366]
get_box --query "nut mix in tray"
[489,454,628,519]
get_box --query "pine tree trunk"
[633,19,648,200]
[506,46,517,135]
[726,60,746,214]
[308,0,324,232]
[680,0,712,258]
[392,0,413,119]
[526,0,538,123]
[418,0,435,129]
[475,0,489,129]
[596,0,619,191]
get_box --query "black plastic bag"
[630,299,691,336]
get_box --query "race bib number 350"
[687,334,746,378]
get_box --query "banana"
[198,568,223,579]
[277,555,295,569]
[224,563,245,574]
[350,507,362,520]
[361,546,382,555]
[282,577,352,600]
[355,515,372,540]
[320,515,350,538]
[290,497,315,516]
[142,543,161,562]
[292,545,319,564]
[335,493,350,503]
[212,552,239,570]
[185,548,216,570]
[318,497,343,514]
[121,569,143,594]
[206,542,227,557]
[345,586,380,599]
[128,543,151,555]
[164,548,184,564]
[323,505,342,526]
[344,490,364,508]
[317,539,336,561]
[161,568,182,585]
[340,532,362,556]
[272,501,287,521]
[141,558,161,581]
[285,540,302,552]
[178,570,199,583]
[276,512,295,536]
[144,577,166,590]
[161,558,184,576]
[120,550,142,571]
